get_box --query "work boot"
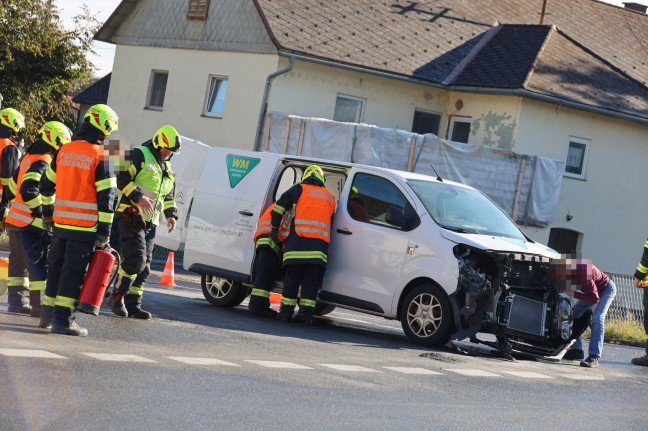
[631,354,648,366]
[51,306,88,337]
[276,306,294,322]
[107,291,128,317]
[248,295,277,318]
[562,348,585,361]
[580,354,600,368]
[7,286,31,314]
[38,305,54,329]
[125,294,151,320]
[293,307,315,325]
[29,290,42,318]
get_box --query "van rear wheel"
[201,275,249,307]
[400,284,452,346]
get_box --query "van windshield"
[408,180,526,241]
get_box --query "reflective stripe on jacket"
[293,184,336,243]
[5,153,51,229]
[52,140,103,232]
[117,145,174,225]
[0,138,16,202]
[254,204,292,243]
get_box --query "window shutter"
[187,0,210,19]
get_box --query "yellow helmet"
[302,165,325,183]
[39,121,72,150]
[84,104,118,137]
[0,108,25,133]
[152,125,181,153]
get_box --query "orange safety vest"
[5,153,52,229]
[0,137,16,202]
[52,140,101,231]
[293,184,336,243]
[253,204,291,243]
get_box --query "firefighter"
[248,203,292,317]
[0,107,27,313]
[107,125,179,319]
[39,104,119,336]
[631,239,648,366]
[5,121,72,319]
[272,165,336,324]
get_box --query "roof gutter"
[254,55,295,151]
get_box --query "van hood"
[440,230,559,258]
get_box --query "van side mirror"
[385,206,406,228]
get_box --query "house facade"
[96,0,648,274]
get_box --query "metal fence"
[607,273,645,323]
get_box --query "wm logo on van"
[226,155,260,188]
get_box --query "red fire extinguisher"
[77,247,121,316]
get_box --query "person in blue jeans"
[559,258,617,368]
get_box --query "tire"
[201,275,249,307]
[400,284,452,346]
[313,303,336,316]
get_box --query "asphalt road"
[1,263,647,431]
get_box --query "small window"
[333,94,364,123]
[412,109,441,136]
[146,71,168,110]
[564,137,589,179]
[203,76,228,118]
[348,173,417,230]
[448,116,471,143]
[187,0,210,19]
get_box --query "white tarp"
[263,112,564,227]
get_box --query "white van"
[157,138,581,356]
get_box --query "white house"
[95,0,648,274]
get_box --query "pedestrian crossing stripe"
[383,367,443,375]
[168,357,240,366]
[557,373,605,381]
[501,371,554,379]
[245,360,313,369]
[0,348,66,359]
[81,353,158,363]
[319,364,381,372]
[446,369,501,377]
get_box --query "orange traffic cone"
[269,292,282,309]
[159,252,176,287]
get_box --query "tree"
[0,0,99,140]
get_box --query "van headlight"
[561,322,572,340]
[558,298,571,321]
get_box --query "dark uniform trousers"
[282,263,325,319]
[18,228,49,282]
[643,288,648,353]
[117,215,156,294]
[7,230,29,309]
[46,235,94,310]
[249,245,282,310]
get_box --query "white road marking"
[245,360,313,369]
[383,367,443,375]
[168,357,240,366]
[81,353,157,363]
[501,371,554,379]
[0,348,66,359]
[445,369,501,377]
[557,373,605,381]
[319,364,381,372]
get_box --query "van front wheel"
[400,284,452,346]
[201,275,249,307]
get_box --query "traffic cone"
[159,252,176,287]
[269,292,282,310]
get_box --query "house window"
[203,76,228,118]
[333,95,364,123]
[447,116,471,143]
[187,0,210,19]
[412,109,441,136]
[564,137,589,179]
[146,71,168,110]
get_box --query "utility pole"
[539,0,548,25]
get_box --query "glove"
[42,216,54,232]
[93,234,109,250]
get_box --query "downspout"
[254,55,295,151]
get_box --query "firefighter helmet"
[152,125,181,153]
[39,121,72,150]
[0,108,25,133]
[83,104,118,137]
[302,165,325,183]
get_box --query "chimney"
[623,2,648,13]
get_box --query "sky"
[57,0,637,78]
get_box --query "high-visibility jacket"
[5,153,52,230]
[293,184,336,243]
[117,145,175,225]
[635,238,648,287]
[254,204,292,255]
[50,140,115,232]
[0,137,17,205]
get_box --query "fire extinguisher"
[77,247,121,316]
